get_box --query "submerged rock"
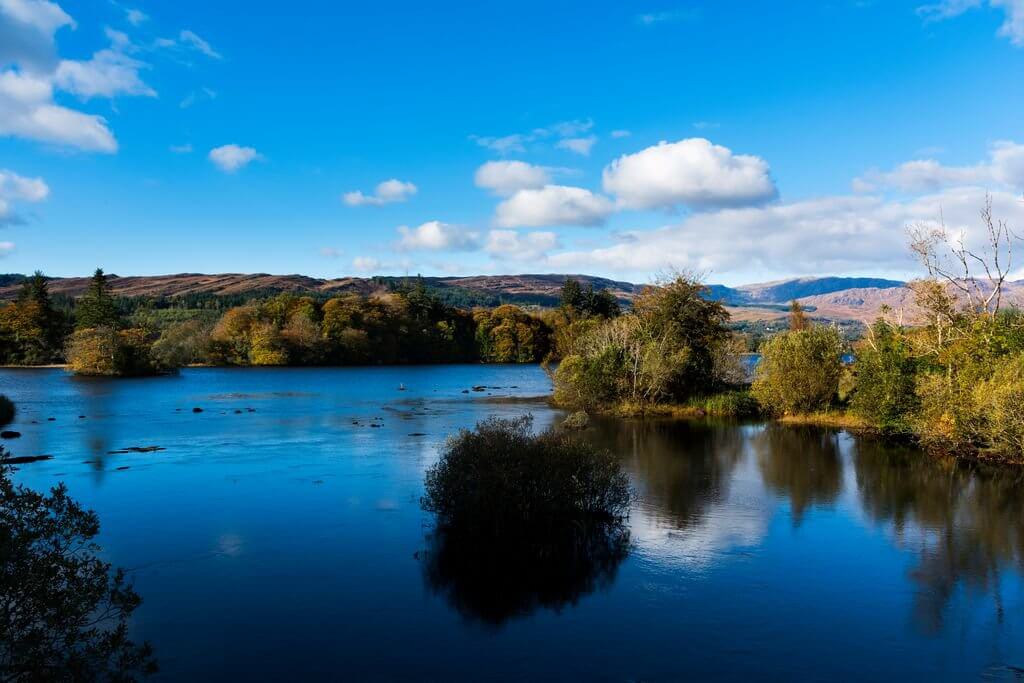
[192,407,204,413]
[1,454,53,464]
[1,430,21,439]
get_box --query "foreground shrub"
[423,416,631,538]
[0,458,158,678]
[421,416,630,625]
[752,325,844,415]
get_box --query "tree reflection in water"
[421,523,630,628]
[853,442,1024,634]
[0,457,157,680]
[754,424,843,526]
[585,418,746,530]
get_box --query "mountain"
[2,272,1019,324]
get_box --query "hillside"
[2,272,1020,323]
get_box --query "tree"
[788,300,809,331]
[560,278,584,311]
[752,325,844,414]
[75,268,121,330]
[0,460,158,678]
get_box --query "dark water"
[2,366,1023,681]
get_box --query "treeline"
[0,269,622,375]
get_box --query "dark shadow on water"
[853,440,1024,635]
[754,424,843,527]
[421,523,630,628]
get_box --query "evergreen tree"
[75,268,120,330]
[788,300,809,331]
[560,278,584,311]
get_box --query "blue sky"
[1,0,1023,285]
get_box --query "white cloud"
[54,45,155,99]
[636,9,697,25]
[471,119,595,155]
[179,86,216,109]
[474,160,551,196]
[352,256,382,272]
[611,129,631,138]
[396,221,479,251]
[485,230,559,261]
[0,241,14,256]
[125,8,147,26]
[169,143,192,153]
[495,184,615,228]
[917,0,1024,45]
[853,140,1024,192]
[0,0,74,71]
[0,3,162,152]
[547,186,1024,279]
[0,168,49,225]
[602,138,777,210]
[0,70,118,152]
[320,247,342,258]
[693,120,721,130]
[178,29,221,59]
[557,135,597,156]
[208,144,262,173]
[342,178,417,207]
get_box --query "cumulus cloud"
[208,144,262,173]
[342,178,417,207]
[547,186,1024,279]
[494,185,615,228]
[0,2,163,152]
[557,135,597,156]
[474,160,551,196]
[0,241,14,256]
[0,168,49,225]
[854,140,1024,192]
[0,0,75,71]
[602,138,777,210]
[485,230,559,261]
[396,221,479,251]
[917,0,1024,45]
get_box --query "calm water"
[2,366,1023,681]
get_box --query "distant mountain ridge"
[1,272,1020,323]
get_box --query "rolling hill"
[1,272,1020,323]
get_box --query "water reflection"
[754,425,842,526]
[421,524,630,628]
[854,443,1024,634]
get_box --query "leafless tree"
[908,195,1019,317]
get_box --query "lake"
[2,366,1023,681]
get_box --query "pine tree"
[75,268,120,330]
[560,278,584,311]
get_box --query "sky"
[1,0,1023,286]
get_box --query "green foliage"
[850,320,919,433]
[687,390,762,418]
[0,458,158,678]
[752,325,844,415]
[473,304,551,363]
[66,327,169,376]
[74,268,121,330]
[553,272,735,409]
[0,271,68,364]
[423,416,631,538]
[560,277,621,318]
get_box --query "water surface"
[2,366,1022,681]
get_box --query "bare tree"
[908,195,1018,317]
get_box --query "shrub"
[560,410,590,430]
[752,325,844,415]
[423,416,631,538]
[0,458,158,678]
[689,390,762,418]
[850,320,919,433]
[974,355,1024,459]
